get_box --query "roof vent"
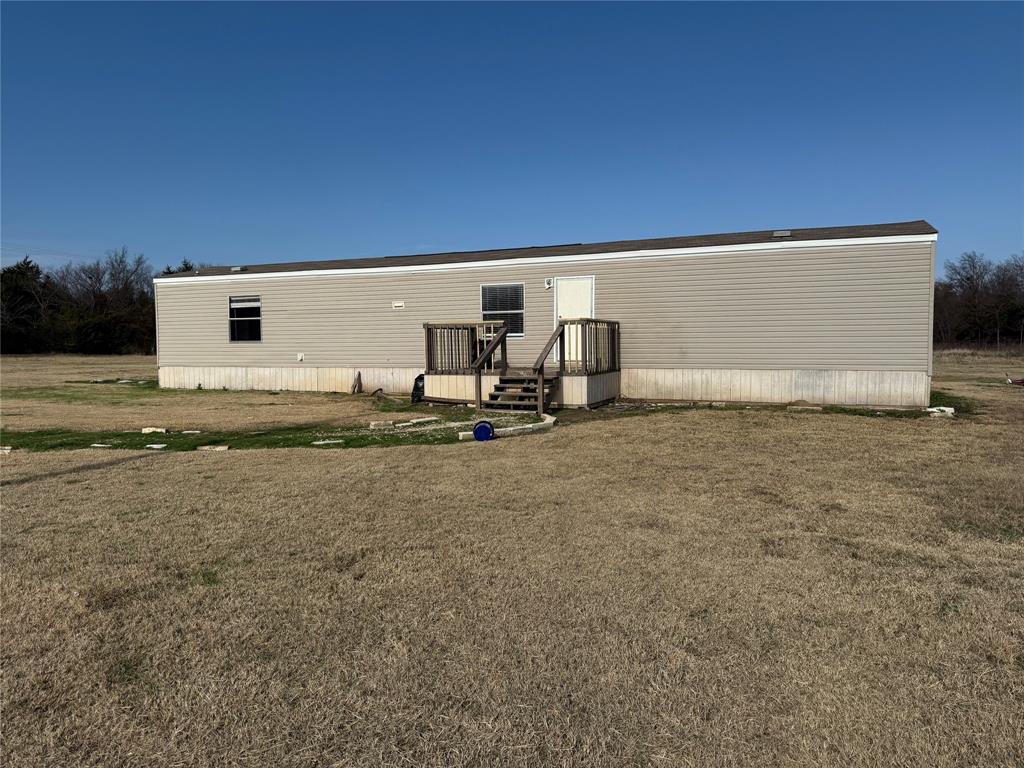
[230,266,247,272]
[772,230,792,238]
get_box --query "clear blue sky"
[2,2,1021,274]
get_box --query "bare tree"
[944,252,994,345]
[935,251,1024,348]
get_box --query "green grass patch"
[65,378,159,387]
[557,399,934,425]
[551,400,790,426]
[821,405,928,419]
[941,510,1023,543]
[373,395,476,419]
[0,425,461,451]
[0,412,538,453]
[191,566,224,587]
[105,652,148,688]
[929,389,978,415]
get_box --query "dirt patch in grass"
[0,355,463,431]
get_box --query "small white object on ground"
[89,444,112,448]
[141,427,166,434]
[197,445,229,451]
[144,443,168,450]
[369,421,394,429]
[787,405,823,412]
[181,430,201,434]
[311,439,346,445]
[926,406,954,417]
[408,416,440,425]
[0,446,11,454]
[117,379,132,384]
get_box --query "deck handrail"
[425,317,618,415]
[528,319,621,414]
[423,321,505,329]
[471,325,509,370]
[574,318,620,376]
[532,325,565,373]
[424,320,507,376]
[533,318,620,377]
[554,317,620,325]
[471,325,509,408]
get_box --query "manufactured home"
[154,220,937,412]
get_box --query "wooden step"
[489,394,539,403]
[498,377,558,385]
[481,401,538,412]
[486,373,559,413]
[489,389,539,399]
[491,385,545,395]
[493,381,556,391]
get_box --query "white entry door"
[554,276,594,368]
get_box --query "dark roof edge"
[158,219,937,279]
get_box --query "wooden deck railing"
[426,318,618,414]
[534,318,620,378]
[423,321,508,375]
[424,321,509,407]
[531,318,620,415]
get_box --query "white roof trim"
[153,233,938,285]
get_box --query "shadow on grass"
[0,453,161,488]
[552,395,968,425]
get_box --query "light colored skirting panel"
[551,371,620,407]
[423,374,499,403]
[620,368,930,407]
[424,372,620,408]
[158,366,423,394]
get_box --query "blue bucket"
[472,420,495,441]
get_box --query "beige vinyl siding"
[155,239,933,372]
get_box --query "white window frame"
[228,295,262,343]
[480,282,526,338]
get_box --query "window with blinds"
[229,296,262,342]
[481,283,525,335]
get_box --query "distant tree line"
[934,252,1024,348]
[1,251,196,354]
[2,247,1022,355]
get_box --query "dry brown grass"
[0,354,158,387]
[0,355,409,431]
[2,353,1023,766]
[932,348,1024,424]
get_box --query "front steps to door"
[422,370,621,412]
[422,318,622,413]
[483,374,559,412]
